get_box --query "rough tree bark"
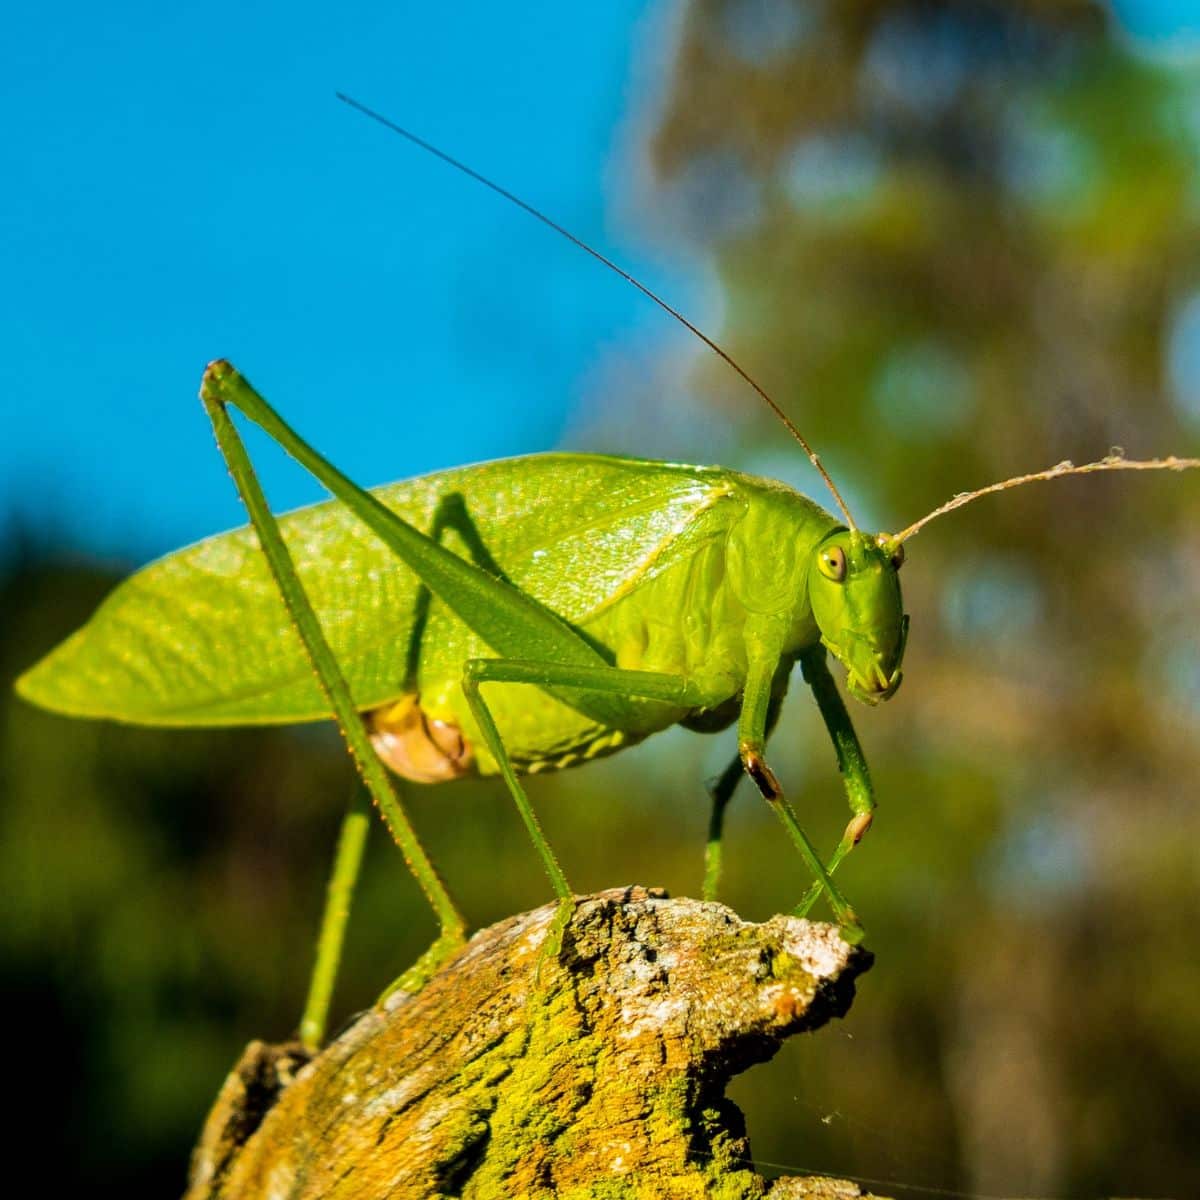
[186,887,883,1199]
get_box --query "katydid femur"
[15,102,1200,1050]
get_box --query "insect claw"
[837,916,867,946]
[742,750,783,800]
[845,812,873,845]
[534,896,579,982]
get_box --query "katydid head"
[809,530,908,706]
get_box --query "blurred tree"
[0,541,350,1193]
[598,0,1200,1195]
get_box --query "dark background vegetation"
[4,2,1199,1196]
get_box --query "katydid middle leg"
[460,656,711,951]
[702,695,783,902]
[738,620,863,937]
[461,657,706,887]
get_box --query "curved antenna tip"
[894,452,1200,543]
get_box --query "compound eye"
[819,545,847,582]
[890,544,905,571]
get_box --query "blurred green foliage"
[4,1,1199,1196]
[633,2,1200,1196]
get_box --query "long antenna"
[893,452,1200,544]
[336,92,859,531]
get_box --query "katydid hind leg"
[202,364,624,709]
[793,646,877,918]
[377,491,525,781]
[207,364,660,734]
[403,489,520,686]
[402,491,518,693]
[201,374,467,1018]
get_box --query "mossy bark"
[186,887,882,1199]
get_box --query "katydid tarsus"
[15,98,1200,1051]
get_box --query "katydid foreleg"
[739,621,862,934]
[793,646,878,918]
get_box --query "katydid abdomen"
[17,451,839,779]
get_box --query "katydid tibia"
[14,100,1200,1050]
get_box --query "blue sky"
[4,2,1196,563]
[1113,0,1200,44]
[3,1,696,561]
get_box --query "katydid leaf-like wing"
[16,454,741,725]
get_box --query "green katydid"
[14,100,1200,1050]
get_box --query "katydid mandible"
[14,99,1200,1047]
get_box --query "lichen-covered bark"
[186,887,882,1199]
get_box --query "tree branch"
[186,887,882,1199]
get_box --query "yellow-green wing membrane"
[17,453,736,725]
